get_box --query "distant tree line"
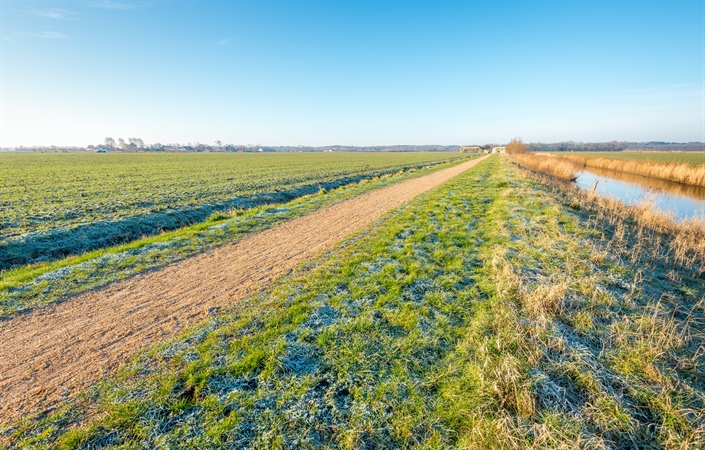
[527,141,705,152]
[93,141,461,153]
[3,146,89,153]
[5,140,704,153]
[94,138,275,153]
[527,141,630,152]
[273,145,460,152]
[627,142,705,151]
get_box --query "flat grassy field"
[554,151,705,165]
[8,156,704,448]
[0,152,462,269]
[0,158,473,318]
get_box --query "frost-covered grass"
[5,156,705,448]
[0,152,464,269]
[0,158,470,319]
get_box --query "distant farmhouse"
[459,145,506,154]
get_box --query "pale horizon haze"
[1,0,704,147]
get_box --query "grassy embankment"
[6,156,704,448]
[0,152,463,270]
[0,156,476,319]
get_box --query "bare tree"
[104,137,115,148]
[506,137,529,155]
[127,137,145,150]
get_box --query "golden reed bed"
[561,154,705,187]
[511,153,705,187]
[510,154,578,181]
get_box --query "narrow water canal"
[574,166,705,221]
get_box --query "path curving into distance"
[0,154,491,422]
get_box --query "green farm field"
[0,156,475,318]
[554,151,705,165]
[0,152,463,269]
[6,156,705,448]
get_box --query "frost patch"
[403,278,434,303]
[360,257,400,275]
[32,241,181,285]
[278,342,322,376]
[299,305,340,332]
[206,375,259,399]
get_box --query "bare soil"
[0,155,489,422]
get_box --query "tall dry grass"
[511,154,577,181]
[518,166,705,274]
[562,154,705,187]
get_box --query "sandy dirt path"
[0,155,490,422]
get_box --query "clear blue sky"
[1,0,704,147]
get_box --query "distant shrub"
[506,137,529,155]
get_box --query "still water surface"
[574,166,705,221]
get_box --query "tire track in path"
[0,155,491,422]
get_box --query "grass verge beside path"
[0,157,475,319]
[5,156,704,448]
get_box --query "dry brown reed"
[591,194,705,272]
[561,154,705,187]
[512,154,705,270]
[520,167,705,274]
[511,154,578,181]
[462,163,705,447]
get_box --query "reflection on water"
[574,166,705,221]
